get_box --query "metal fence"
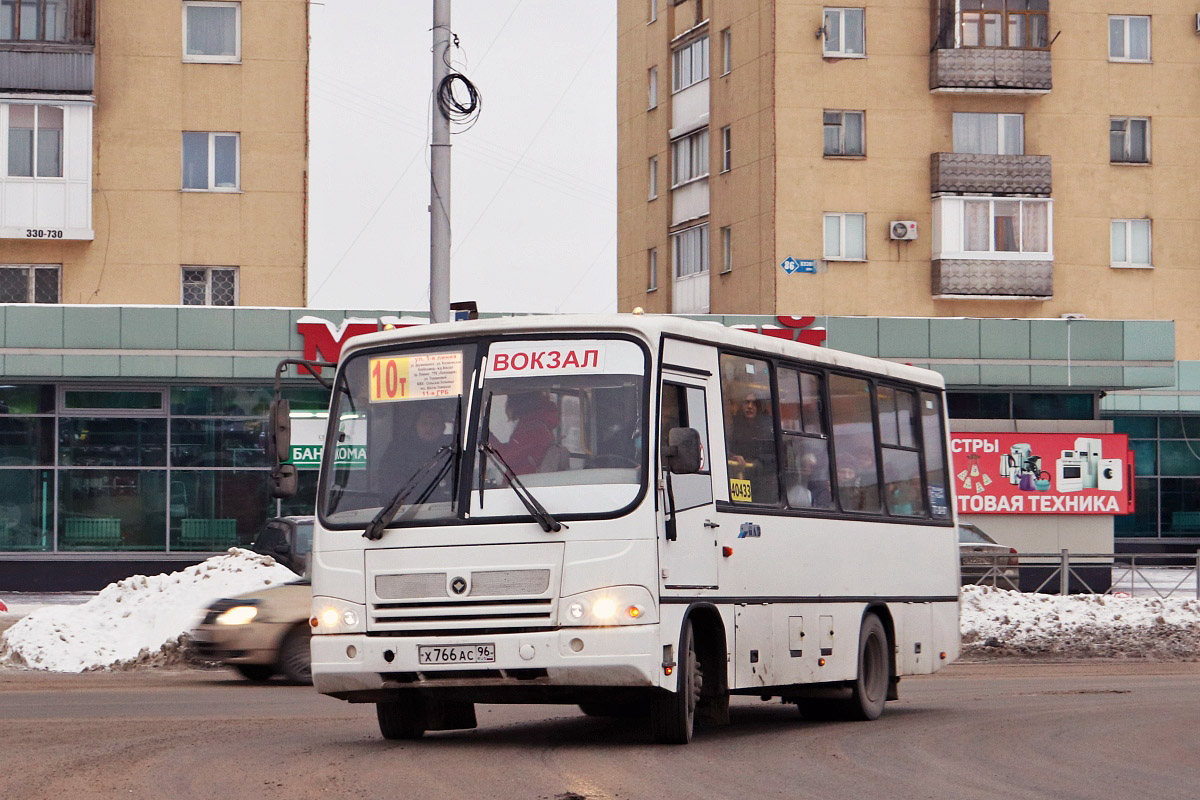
[962,550,1200,600]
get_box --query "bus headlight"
[310,596,366,634]
[558,586,657,627]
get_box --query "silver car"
[958,523,1019,589]
[190,517,313,682]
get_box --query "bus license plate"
[417,643,496,665]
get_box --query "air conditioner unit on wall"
[890,221,918,241]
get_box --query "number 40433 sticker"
[729,479,753,503]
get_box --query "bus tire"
[233,663,274,682]
[376,695,428,740]
[846,613,889,721]
[650,620,702,744]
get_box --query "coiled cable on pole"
[437,72,481,131]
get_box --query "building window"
[1109,15,1150,62]
[963,198,1049,253]
[721,126,731,172]
[648,156,658,200]
[182,267,238,306]
[721,28,731,74]
[671,128,709,186]
[952,112,1023,155]
[0,0,81,43]
[7,104,63,178]
[823,212,866,261]
[648,248,658,291]
[183,1,241,63]
[1111,219,1151,269]
[0,265,59,302]
[672,224,709,277]
[721,226,732,273]
[823,8,865,57]
[672,36,709,92]
[1110,117,1149,163]
[647,67,658,109]
[960,0,1048,49]
[182,132,239,191]
[823,110,864,156]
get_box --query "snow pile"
[0,549,298,672]
[961,584,1200,660]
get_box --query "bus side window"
[719,354,779,505]
[660,381,712,511]
[920,390,951,519]
[779,368,833,509]
[878,386,925,517]
[829,374,881,513]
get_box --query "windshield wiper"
[362,402,465,541]
[479,442,565,533]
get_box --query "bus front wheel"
[650,620,702,744]
[376,695,428,740]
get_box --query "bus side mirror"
[663,427,702,474]
[267,398,291,465]
[270,464,298,499]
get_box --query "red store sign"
[950,433,1134,515]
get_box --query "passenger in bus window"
[727,391,778,503]
[784,441,833,509]
[495,391,558,475]
[597,388,641,465]
[837,447,880,511]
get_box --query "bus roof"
[336,313,946,390]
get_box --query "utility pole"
[430,0,452,324]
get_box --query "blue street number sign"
[780,257,816,274]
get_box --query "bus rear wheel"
[649,620,702,744]
[376,695,428,740]
[846,613,888,721]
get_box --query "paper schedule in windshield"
[368,352,463,403]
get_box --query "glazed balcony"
[931,153,1052,196]
[932,259,1053,299]
[0,0,95,93]
[930,1,1051,93]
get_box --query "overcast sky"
[307,1,617,314]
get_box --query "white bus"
[287,314,960,743]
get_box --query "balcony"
[931,153,1051,196]
[932,259,1052,299]
[0,0,95,94]
[930,48,1051,94]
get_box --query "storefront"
[0,306,1184,590]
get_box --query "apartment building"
[0,0,307,306]
[618,1,1200,550]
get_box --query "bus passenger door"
[659,375,719,589]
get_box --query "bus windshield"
[319,336,648,529]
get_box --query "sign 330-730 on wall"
[950,433,1134,515]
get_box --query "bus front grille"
[369,597,555,632]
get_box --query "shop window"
[0,469,52,551]
[1011,393,1095,420]
[183,1,241,63]
[1114,478,1157,538]
[170,386,275,416]
[58,470,167,551]
[721,353,779,505]
[59,418,168,467]
[0,417,53,465]
[169,470,270,551]
[1112,416,1156,438]
[62,389,164,412]
[0,384,54,414]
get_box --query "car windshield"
[319,336,648,529]
[958,525,996,545]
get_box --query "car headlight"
[558,586,657,627]
[215,605,259,626]
[310,596,366,634]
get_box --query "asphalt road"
[1,661,1198,800]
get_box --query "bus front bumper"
[312,625,664,699]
